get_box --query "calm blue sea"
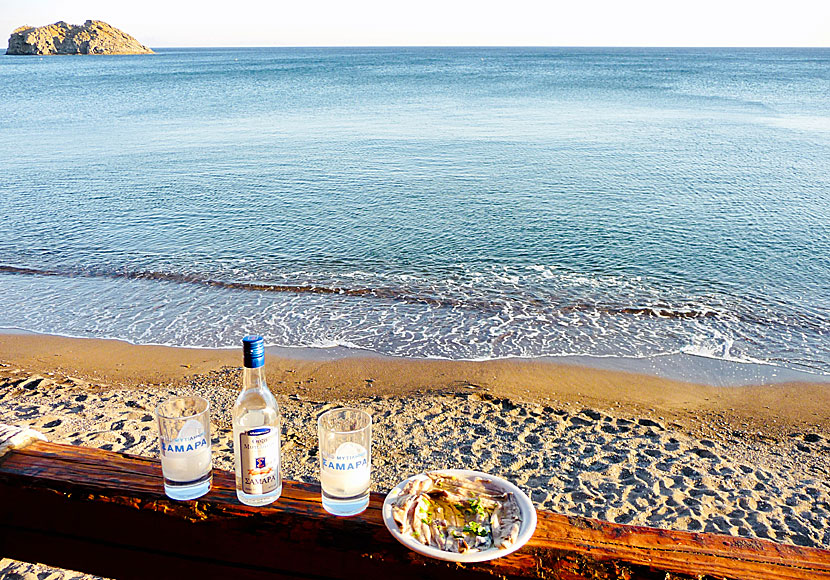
[0,47,828,377]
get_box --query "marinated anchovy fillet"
[399,473,432,495]
[391,472,524,554]
[491,492,522,548]
[429,473,507,499]
[390,492,420,536]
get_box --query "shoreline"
[266,345,830,387]
[1,331,828,435]
[3,326,828,388]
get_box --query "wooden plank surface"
[0,441,828,580]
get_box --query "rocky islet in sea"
[6,20,153,55]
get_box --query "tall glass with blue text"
[318,408,372,516]
[156,395,212,500]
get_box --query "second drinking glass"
[318,408,372,516]
[156,395,212,501]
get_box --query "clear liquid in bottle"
[232,335,281,506]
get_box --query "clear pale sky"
[1,0,828,47]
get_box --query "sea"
[1,47,828,383]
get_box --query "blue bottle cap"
[242,335,265,368]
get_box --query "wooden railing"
[0,441,828,579]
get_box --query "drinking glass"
[156,395,212,500]
[318,408,371,516]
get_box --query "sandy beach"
[1,332,829,578]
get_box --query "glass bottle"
[232,335,281,505]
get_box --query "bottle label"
[240,427,280,495]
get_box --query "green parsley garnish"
[463,521,489,537]
[468,498,487,516]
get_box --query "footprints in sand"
[0,558,105,580]
[1,366,829,551]
[0,369,161,456]
[330,394,830,549]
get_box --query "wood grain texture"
[0,441,828,580]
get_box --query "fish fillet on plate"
[382,469,537,563]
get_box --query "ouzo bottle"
[232,335,282,505]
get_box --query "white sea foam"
[761,115,830,134]
[680,331,769,366]
[0,251,826,375]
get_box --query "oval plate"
[382,469,537,563]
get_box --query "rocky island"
[6,20,153,55]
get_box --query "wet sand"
[1,332,829,577]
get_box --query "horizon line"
[143,44,830,49]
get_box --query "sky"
[1,0,829,47]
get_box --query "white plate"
[382,469,537,563]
